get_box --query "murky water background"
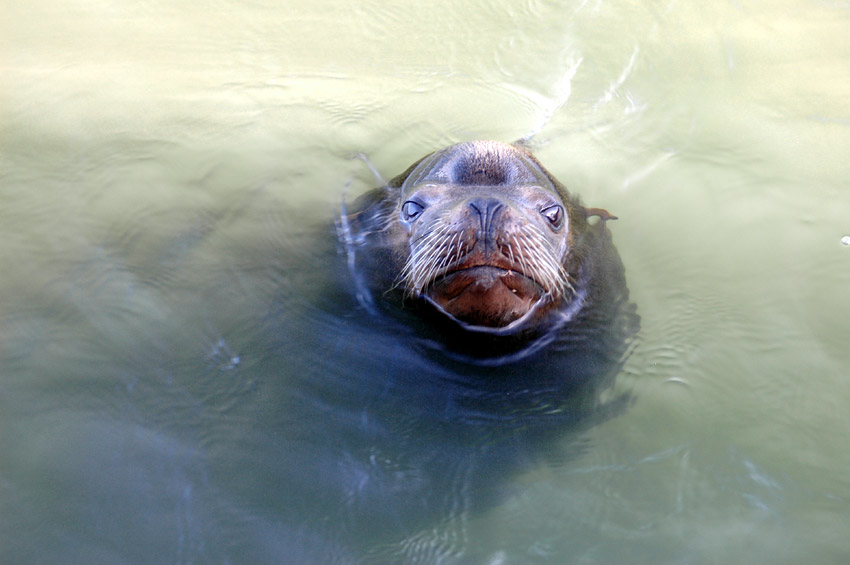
[2,0,850,562]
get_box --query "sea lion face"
[394,141,575,330]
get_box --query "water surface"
[2,0,850,562]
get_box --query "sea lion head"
[341,140,631,363]
[390,140,583,332]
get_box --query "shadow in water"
[238,210,640,561]
[0,192,637,564]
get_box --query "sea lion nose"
[467,197,505,243]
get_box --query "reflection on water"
[2,0,850,562]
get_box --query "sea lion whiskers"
[400,222,462,296]
[527,223,568,292]
[509,233,532,286]
[428,231,462,286]
[410,219,452,251]
[413,230,449,290]
[427,230,466,288]
[510,225,571,299]
[401,206,468,291]
[533,235,572,297]
[399,228,443,294]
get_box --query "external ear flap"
[585,207,618,222]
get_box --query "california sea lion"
[339,140,632,362]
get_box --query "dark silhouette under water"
[250,141,640,561]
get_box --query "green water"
[2,0,849,562]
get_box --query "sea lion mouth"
[423,265,547,329]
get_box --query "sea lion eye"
[541,204,564,229]
[401,200,425,222]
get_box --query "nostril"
[467,198,506,240]
[468,198,505,218]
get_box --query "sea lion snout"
[418,197,546,328]
[466,197,506,244]
[398,182,571,328]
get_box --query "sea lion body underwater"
[340,140,632,363]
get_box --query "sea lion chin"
[424,265,545,329]
[340,140,628,357]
